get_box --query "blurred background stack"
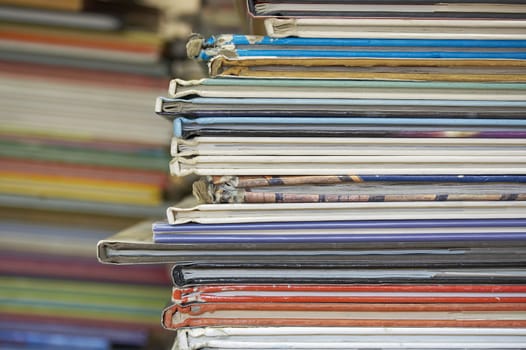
[0,0,244,349]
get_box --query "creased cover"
[97,220,164,264]
[190,34,526,62]
[193,174,526,204]
[162,301,526,329]
[156,96,526,119]
[208,56,526,82]
[171,284,526,305]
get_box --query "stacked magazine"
[100,0,526,349]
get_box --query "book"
[173,137,526,157]
[171,264,526,287]
[156,96,526,119]
[169,154,526,176]
[193,174,526,204]
[246,0,526,19]
[173,326,526,350]
[166,201,526,224]
[99,219,526,265]
[264,17,526,39]
[171,283,526,305]
[171,284,526,306]
[208,56,526,81]
[189,35,526,61]
[173,116,526,139]
[168,78,526,100]
[162,301,526,329]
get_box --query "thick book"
[99,219,526,265]
[192,174,526,204]
[95,220,250,265]
[172,326,526,350]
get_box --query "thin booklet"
[172,116,526,139]
[171,264,526,287]
[168,78,526,100]
[246,0,526,19]
[208,56,526,82]
[172,136,526,156]
[156,96,526,119]
[171,284,526,305]
[169,154,526,176]
[166,201,526,225]
[162,300,526,329]
[264,17,526,39]
[189,35,526,61]
[193,174,526,204]
[173,326,526,350]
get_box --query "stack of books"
[100,0,526,348]
[0,0,181,213]
[0,1,201,348]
